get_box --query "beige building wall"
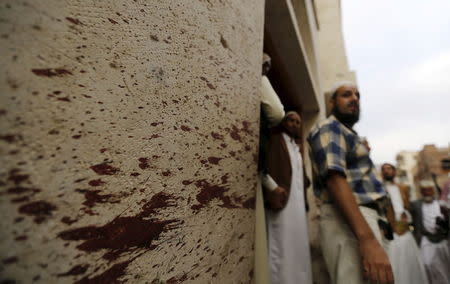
[415,144,450,191]
[0,0,264,283]
[316,0,356,94]
[396,150,419,199]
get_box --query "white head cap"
[419,180,435,188]
[325,81,357,116]
[326,81,358,101]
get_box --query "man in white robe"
[381,163,429,284]
[410,181,450,284]
[255,53,285,284]
[262,111,312,284]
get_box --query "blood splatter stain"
[207,157,222,165]
[2,256,18,265]
[90,162,120,175]
[242,197,255,209]
[31,68,73,77]
[76,189,114,208]
[180,125,191,132]
[57,264,89,277]
[138,158,150,169]
[61,216,78,225]
[18,201,57,223]
[211,132,223,140]
[58,192,180,270]
[88,179,105,187]
[66,17,82,25]
[191,179,238,210]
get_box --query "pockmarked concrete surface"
[0,0,264,282]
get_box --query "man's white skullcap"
[285,110,300,117]
[326,81,358,101]
[419,180,435,188]
[325,81,357,116]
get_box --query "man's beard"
[332,106,360,127]
[383,176,394,182]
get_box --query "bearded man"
[308,81,394,284]
[381,163,429,284]
[410,181,449,284]
[262,111,312,284]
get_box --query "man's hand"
[359,238,394,284]
[266,186,288,210]
[393,212,409,235]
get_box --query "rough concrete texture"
[0,0,264,283]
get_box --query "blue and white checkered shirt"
[308,115,386,205]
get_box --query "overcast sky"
[341,0,450,165]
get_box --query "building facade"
[415,144,450,192]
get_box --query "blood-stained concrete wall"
[0,0,264,282]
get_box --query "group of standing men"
[259,54,449,284]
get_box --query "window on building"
[441,158,450,170]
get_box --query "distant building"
[415,144,450,194]
[396,150,419,199]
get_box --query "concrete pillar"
[0,0,264,282]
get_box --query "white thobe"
[265,133,312,284]
[420,200,450,284]
[385,182,429,284]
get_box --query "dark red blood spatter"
[88,179,105,187]
[58,96,71,102]
[31,68,73,77]
[0,134,21,143]
[18,201,57,223]
[2,256,18,265]
[167,273,188,284]
[241,120,253,135]
[138,158,150,169]
[242,197,255,209]
[147,134,161,140]
[108,18,118,24]
[207,157,222,165]
[130,172,140,177]
[99,148,108,153]
[58,192,179,262]
[191,179,239,210]
[90,162,120,175]
[74,259,131,284]
[57,264,89,277]
[220,174,229,185]
[61,216,78,225]
[182,180,192,185]
[211,132,223,140]
[8,168,29,185]
[76,189,114,208]
[15,235,28,241]
[161,170,171,176]
[66,17,82,25]
[180,125,191,132]
[140,192,177,215]
[7,186,32,194]
[229,125,241,142]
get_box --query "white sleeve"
[261,76,284,128]
[262,174,278,192]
